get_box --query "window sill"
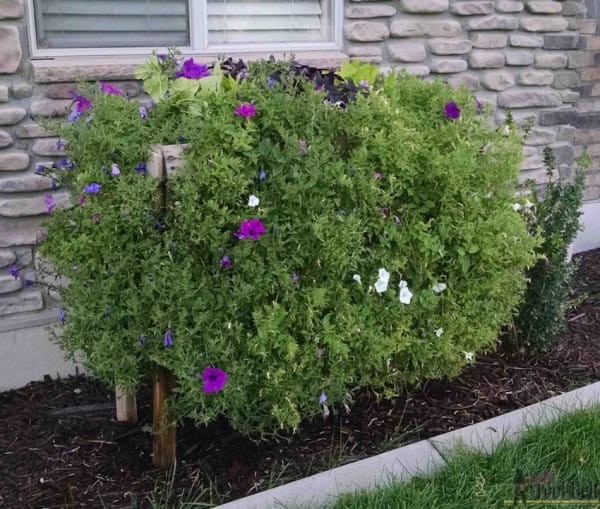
[31,50,348,84]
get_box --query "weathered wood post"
[115,386,138,423]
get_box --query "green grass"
[328,405,600,509]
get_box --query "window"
[29,0,341,56]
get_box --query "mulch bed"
[1,248,599,508]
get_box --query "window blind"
[34,0,190,49]
[207,0,332,45]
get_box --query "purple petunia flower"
[444,101,461,120]
[201,366,228,393]
[292,273,301,281]
[234,218,266,241]
[44,194,56,214]
[70,91,92,113]
[79,196,86,207]
[139,106,148,120]
[259,168,267,181]
[35,164,47,175]
[359,80,369,88]
[163,328,174,347]
[176,58,211,80]
[220,255,233,269]
[8,264,19,279]
[139,335,146,346]
[319,392,328,405]
[83,183,101,194]
[135,162,147,174]
[58,308,67,324]
[267,76,276,89]
[476,98,482,111]
[99,82,124,96]
[111,164,120,177]
[56,139,65,151]
[68,110,82,123]
[91,214,101,224]
[374,172,383,180]
[235,102,256,119]
[299,139,308,154]
[58,158,75,170]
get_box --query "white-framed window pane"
[34,0,190,49]
[207,0,334,45]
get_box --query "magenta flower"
[201,366,228,393]
[444,101,461,120]
[234,218,266,241]
[83,183,101,194]
[220,255,233,269]
[176,58,211,79]
[70,91,92,113]
[235,102,256,119]
[44,194,56,214]
[79,196,86,207]
[99,82,124,96]
[91,214,101,224]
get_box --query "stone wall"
[0,0,598,319]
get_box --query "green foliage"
[40,57,537,435]
[512,147,589,352]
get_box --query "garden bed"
[1,247,599,509]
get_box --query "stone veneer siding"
[0,0,598,317]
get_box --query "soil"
[1,248,599,509]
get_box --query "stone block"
[518,168,559,185]
[561,1,586,16]
[466,15,519,31]
[551,142,574,166]
[471,33,507,49]
[446,72,480,90]
[32,138,66,156]
[0,192,71,218]
[557,125,575,142]
[0,217,45,247]
[0,249,16,268]
[345,4,396,17]
[538,108,578,126]
[526,1,562,13]
[496,0,524,13]
[0,290,43,317]
[518,70,554,86]
[468,51,505,69]
[520,17,569,32]
[0,0,24,19]
[0,175,56,193]
[574,128,600,145]
[523,127,557,145]
[481,70,516,91]
[399,65,430,76]
[400,0,449,13]
[0,129,13,148]
[347,46,383,62]
[429,59,468,73]
[498,88,562,108]
[450,1,494,15]
[11,80,33,99]
[535,53,567,69]
[567,52,586,70]
[0,151,29,171]
[15,123,54,139]
[553,71,580,90]
[30,99,71,118]
[509,34,543,47]
[0,85,7,102]
[543,34,580,50]
[387,41,426,62]
[390,19,462,38]
[345,21,390,41]
[0,274,23,294]
[0,106,26,126]
[0,26,21,74]
[428,38,472,54]
[505,51,534,66]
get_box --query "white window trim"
[26,0,344,59]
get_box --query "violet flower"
[135,162,147,174]
[83,183,101,194]
[44,194,56,214]
[444,101,461,120]
[8,264,19,279]
[56,139,65,151]
[235,102,256,119]
[319,392,328,405]
[259,168,267,181]
[139,106,148,120]
[58,308,67,324]
[139,335,146,346]
[163,328,174,347]
[111,164,120,177]
[201,366,228,393]
[220,255,233,269]
[79,196,86,207]
[374,172,383,180]
[68,110,82,123]
[234,218,266,241]
[299,139,308,154]
[176,58,211,79]
[91,214,101,224]
[70,91,92,113]
[99,82,124,96]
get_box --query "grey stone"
[0,151,29,171]
[496,0,524,13]
[399,65,431,76]
[543,34,580,50]
[0,176,56,193]
[15,123,54,139]
[0,106,26,126]
[0,249,16,268]
[498,88,562,108]
[0,290,44,316]
[468,51,505,69]
[0,192,71,218]
[11,80,33,99]
[345,4,396,17]
[400,0,449,13]
[481,70,516,91]
[553,71,580,90]
[522,146,545,170]
[562,1,586,16]
[0,274,23,295]
[524,127,557,145]
[551,142,575,166]
[428,38,472,54]
[0,129,13,148]
[520,16,568,32]
[471,33,507,48]
[345,22,390,42]
[446,72,480,90]
[390,19,462,38]
[387,41,426,62]
[450,1,494,15]
[0,26,21,74]
[567,52,586,70]
[32,138,66,157]
[557,125,576,142]
[535,53,567,69]
[0,0,24,19]
[30,99,71,118]
[505,51,534,66]
[0,85,7,103]
[466,16,519,31]
[510,34,543,47]
[560,91,579,104]
[429,59,468,73]
[526,1,562,13]
[347,46,383,62]
[538,108,578,126]
[518,70,554,86]
[518,168,558,185]
[15,247,33,266]
[0,217,45,247]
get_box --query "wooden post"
[153,365,177,468]
[115,385,138,423]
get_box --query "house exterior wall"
[0,0,598,325]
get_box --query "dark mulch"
[1,248,600,508]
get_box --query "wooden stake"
[153,365,177,468]
[115,385,138,423]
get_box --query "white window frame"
[26,0,344,58]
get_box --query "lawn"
[329,405,600,509]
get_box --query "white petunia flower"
[464,351,474,362]
[512,203,522,212]
[374,268,390,294]
[248,194,260,207]
[432,282,447,294]
[435,328,444,337]
[352,274,362,284]
[399,280,413,304]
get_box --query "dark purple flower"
[135,162,147,174]
[201,366,228,393]
[163,328,174,347]
[24,279,34,287]
[8,264,19,279]
[259,168,267,181]
[176,58,211,79]
[234,218,266,241]
[139,106,148,120]
[91,214,101,224]
[381,207,390,219]
[79,196,86,207]
[70,91,92,113]
[99,82,124,96]
[35,164,47,175]
[476,98,482,110]
[139,335,146,346]
[58,158,75,170]
[444,101,461,120]
[83,183,101,194]
[235,103,256,119]
[154,221,164,231]
[220,255,233,269]
[58,308,67,324]
[177,135,186,143]
[56,139,65,151]
[157,53,167,61]
[44,194,56,214]
[374,172,383,180]
[51,180,59,190]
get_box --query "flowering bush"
[39,55,537,434]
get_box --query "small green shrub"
[39,56,537,434]
[512,147,589,352]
